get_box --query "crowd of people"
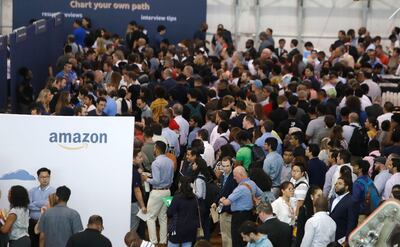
[5,15,400,247]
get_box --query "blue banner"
[13,0,207,44]
[10,17,66,113]
[0,35,7,112]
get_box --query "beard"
[336,187,346,196]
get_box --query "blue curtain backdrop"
[9,16,66,113]
[0,36,8,112]
[13,0,207,45]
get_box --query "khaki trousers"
[146,189,170,244]
[220,212,232,247]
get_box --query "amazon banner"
[13,0,207,44]
[0,114,134,246]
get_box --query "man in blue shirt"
[55,62,77,93]
[39,186,83,247]
[28,167,56,247]
[153,25,167,51]
[255,120,282,155]
[263,137,284,198]
[142,141,174,245]
[96,89,117,116]
[73,20,86,47]
[238,221,273,247]
[220,166,262,247]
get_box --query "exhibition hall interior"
[0,0,400,247]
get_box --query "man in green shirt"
[235,130,253,170]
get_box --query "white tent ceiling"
[1,0,400,51]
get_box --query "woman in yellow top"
[365,116,380,140]
[150,87,169,122]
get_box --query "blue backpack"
[357,178,380,215]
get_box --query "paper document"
[137,210,152,221]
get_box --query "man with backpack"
[183,88,206,125]
[343,112,369,157]
[351,160,380,225]
[235,131,265,171]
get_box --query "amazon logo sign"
[49,132,108,150]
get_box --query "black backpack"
[186,103,203,122]
[348,126,369,157]
[198,175,219,209]
[245,145,266,169]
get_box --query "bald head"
[314,196,328,212]
[349,112,359,123]
[233,166,248,183]
[261,48,272,60]
[172,103,183,116]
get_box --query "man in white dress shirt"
[172,103,189,150]
[301,197,336,247]
[196,129,215,167]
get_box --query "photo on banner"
[0,114,134,246]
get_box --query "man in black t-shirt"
[66,215,111,247]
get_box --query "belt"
[153,187,170,190]
[232,210,252,214]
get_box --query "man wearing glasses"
[28,167,56,247]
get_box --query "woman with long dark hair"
[55,91,74,116]
[328,125,348,149]
[116,88,132,116]
[294,185,323,247]
[192,158,212,240]
[248,168,275,203]
[167,177,199,247]
[0,185,30,247]
[365,116,380,140]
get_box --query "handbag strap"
[241,182,258,206]
[195,197,203,228]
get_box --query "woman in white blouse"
[0,185,30,247]
[115,87,132,116]
[271,181,296,225]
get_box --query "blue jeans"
[168,241,192,247]
[130,202,140,231]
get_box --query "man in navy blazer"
[161,68,177,93]
[212,157,237,247]
[329,176,358,241]
[256,202,292,247]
